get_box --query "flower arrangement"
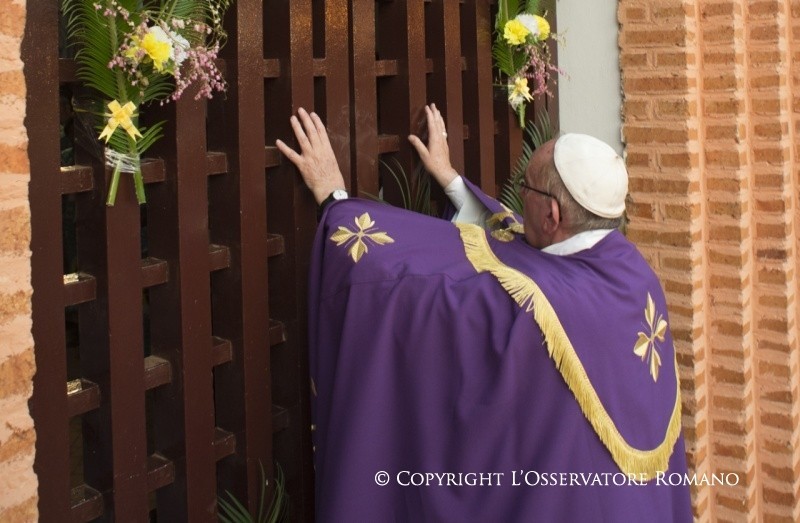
[63,0,230,205]
[493,0,561,127]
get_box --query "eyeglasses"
[518,181,562,222]
[518,181,556,200]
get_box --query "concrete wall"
[556,0,624,154]
[0,0,38,520]
[619,1,800,520]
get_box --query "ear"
[542,198,561,234]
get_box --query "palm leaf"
[218,463,288,523]
[524,0,541,15]
[498,108,557,213]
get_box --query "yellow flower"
[508,77,533,110]
[503,19,530,46]
[139,30,172,72]
[535,15,550,41]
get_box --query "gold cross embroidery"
[329,212,394,263]
[633,293,668,382]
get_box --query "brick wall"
[620,0,800,520]
[0,0,38,520]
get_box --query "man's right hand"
[276,108,347,205]
[408,103,459,189]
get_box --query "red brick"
[713,319,747,337]
[704,74,738,91]
[620,52,649,67]
[707,176,745,191]
[758,318,789,333]
[0,0,25,39]
[657,99,695,117]
[662,256,692,271]
[754,146,788,164]
[703,51,737,64]
[625,152,651,167]
[761,413,795,431]
[713,441,748,460]
[708,201,744,219]
[705,124,738,140]
[0,70,24,98]
[656,52,695,67]
[0,143,29,174]
[751,74,783,89]
[660,152,695,168]
[624,76,690,93]
[749,1,780,17]
[759,294,788,308]
[704,26,736,43]
[752,98,782,115]
[759,267,789,284]
[624,29,686,46]
[663,203,695,221]
[755,173,787,188]
[751,25,780,43]
[756,222,789,239]
[623,125,692,145]
[762,390,793,404]
[710,275,744,289]
[701,3,735,18]
[754,122,784,139]
[709,224,746,242]
[705,99,743,116]
[705,148,744,168]
[624,100,650,119]
[0,349,35,397]
[622,6,647,22]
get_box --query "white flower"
[508,76,533,110]
[515,14,540,39]
[149,25,190,66]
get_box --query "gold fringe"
[456,223,682,479]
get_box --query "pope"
[276,106,693,522]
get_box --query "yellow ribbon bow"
[99,100,143,143]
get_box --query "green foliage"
[364,158,437,217]
[218,463,288,523]
[498,109,557,214]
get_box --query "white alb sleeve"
[443,176,491,226]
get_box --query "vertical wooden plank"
[426,0,465,174]
[207,0,270,511]
[460,0,496,193]
[147,95,217,521]
[75,158,149,519]
[267,1,316,520]
[324,0,351,182]
[22,0,71,518]
[104,173,149,519]
[376,0,427,169]
[350,0,379,195]
[173,94,216,523]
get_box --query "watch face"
[332,189,348,200]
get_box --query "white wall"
[555,1,623,154]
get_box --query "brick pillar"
[0,0,38,521]
[619,0,800,521]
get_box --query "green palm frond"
[498,109,557,214]
[492,41,515,78]
[218,463,288,523]
[524,0,541,15]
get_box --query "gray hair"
[540,154,624,234]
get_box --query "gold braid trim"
[456,223,682,479]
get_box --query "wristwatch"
[318,189,349,220]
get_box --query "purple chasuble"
[308,186,692,522]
